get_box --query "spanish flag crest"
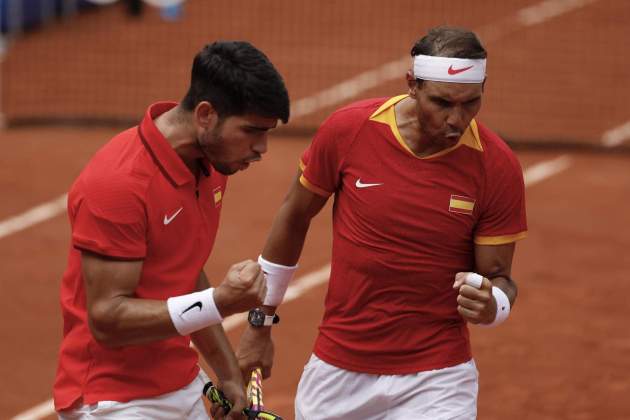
[449,194,475,215]
[213,187,223,207]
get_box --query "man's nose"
[446,106,465,130]
[253,136,268,155]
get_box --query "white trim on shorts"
[295,354,478,420]
[57,371,209,420]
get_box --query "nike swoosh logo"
[181,301,202,315]
[355,179,384,189]
[448,65,474,75]
[163,207,183,225]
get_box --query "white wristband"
[479,286,511,328]
[258,255,298,306]
[167,288,223,335]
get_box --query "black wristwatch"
[248,308,280,327]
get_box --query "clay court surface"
[1,1,630,419]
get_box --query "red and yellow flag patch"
[449,195,475,215]
[213,187,223,207]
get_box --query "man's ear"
[194,101,219,129]
[406,70,418,98]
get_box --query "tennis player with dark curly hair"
[54,41,289,420]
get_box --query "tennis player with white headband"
[237,26,527,419]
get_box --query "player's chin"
[239,157,263,171]
[214,163,241,175]
[432,137,456,150]
[443,133,461,145]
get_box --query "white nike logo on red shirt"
[355,179,384,189]
[163,207,183,225]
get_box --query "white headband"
[413,55,486,83]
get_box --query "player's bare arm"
[237,170,328,380]
[262,171,329,264]
[453,242,517,325]
[83,251,265,347]
[192,271,248,420]
[83,252,176,347]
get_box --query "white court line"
[523,155,572,187]
[10,400,55,420]
[291,59,406,118]
[0,194,67,240]
[7,0,595,416]
[517,0,597,26]
[602,121,630,147]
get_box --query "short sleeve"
[300,113,346,197]
[70,178,147,259]
[474,154,528,245]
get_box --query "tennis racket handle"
[204,380,284,420]
[202,381,233,413]
[202,381,212,396]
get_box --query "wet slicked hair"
[411,26,487,59]
[182,41,290,123]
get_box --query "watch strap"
[263,313,280,326]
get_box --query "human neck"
[394,97,452,158]
[154,106,202,173]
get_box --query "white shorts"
[57,371,209,420]
[295,354,478,420]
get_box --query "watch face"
[248,309,278,327]
[248,309,264,326]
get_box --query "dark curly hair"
[181,41,290,123]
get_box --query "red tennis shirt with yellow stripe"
[53,102,227,410]
[300,95,527,374]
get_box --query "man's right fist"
[214,260,267,317]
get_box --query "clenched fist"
[214,260,267,317]
[452,272,496,324]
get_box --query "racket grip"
[204,378,284,420]
[202,381,212,397]
[202,381,233,414]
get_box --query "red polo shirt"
[54,102,227,410]
[300,95,527,374]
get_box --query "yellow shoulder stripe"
[474,231,528,245]
[299,174,332,197]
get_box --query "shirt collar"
[370,94,483,159]
[138,102,195,187]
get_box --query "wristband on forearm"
[258,255,298,306]
[479,286,511,328]
[464,272,511,328]
[167,288,223,335]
